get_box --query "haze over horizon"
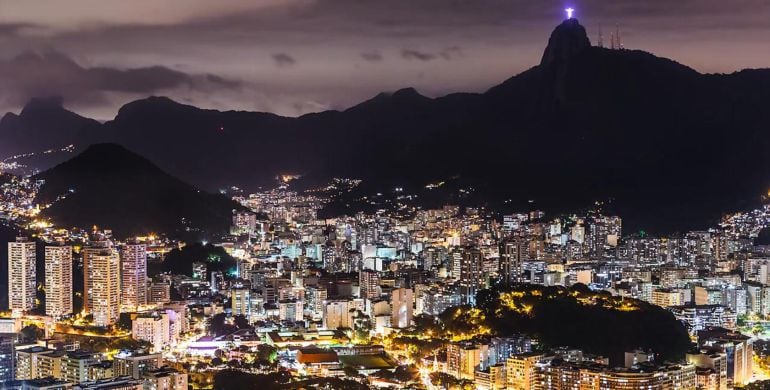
[1,0,769,119]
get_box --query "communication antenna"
[598,24,604,48]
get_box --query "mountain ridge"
[2,19,770,234]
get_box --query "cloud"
[439,46,463,60]
[272,53,296,67]
[401,47,462,61]
[360,51,383,62]
[0,0,768,119]
[0,50,241,117]
[401,49,436,61]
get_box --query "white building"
[132,313,170,353]
[83,242,121,327]
[8,237,36,315]
[323,300,354,329]
[279,300,303,322]
[45,244,73,318]
[120,241,147,311]
[391,288,413,329]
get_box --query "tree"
[209,313,236,336]
[343,366,359,377]
[162,243,237,277]
[213,370,290,390]
[233,315,250,329]
[20,325,42,342]
[257,344,278,364]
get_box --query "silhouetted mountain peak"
[19,96,65,117]
[392,87,422,98]
[34,143,240,238]
[541,18,591,65]
[72,143,143,162]
[347,87,431,113]
[115,96,193,119]
[41,143,163,179]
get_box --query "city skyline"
[1,3,770,389]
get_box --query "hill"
[0,97,102,171]
[2,19,770,233]
[34,143,240,239]
[451,284,692,364]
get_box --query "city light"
[0,5,766,390]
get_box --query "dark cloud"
[0,50,240,116]
[360,51,383,62]
[401,49,436,61]
[401,47,462,61]
[439,46,463,60]
[0,23,29,36]
[272,53,296,67]
[0,0,768,118]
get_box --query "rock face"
[540,18,591,66]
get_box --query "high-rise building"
[687,349,728,390]
[113,351,163,379]
[359,269,380,300]
[8,237,36,315]
[500,239,526,285]
[148,282,171,305]
[698,327,753,387]
[489,336,532,366]
[121,241,147,311]
[191,262,207,281]
[83,241,121,327]
[506,353,544,390]
[538,360,696,390]
[15,346,63,380]
[390,288,413,329]
[278,299,303,322]
[450,247,484,286]
[447,342,490,380]
[62,351,99,384]
[323,300,354,329]
[452,247,485,304]
[144,366,188,390]
[132,313,170,353]
[306,286,327,319]
[45,244,73,318]
[232,211,258,235]
[230,287,264,323]
[0,333,14,382]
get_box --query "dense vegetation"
[409,284,691,365]
[474,284,692,363]
[160,242,237,277]
[212,370,368,390]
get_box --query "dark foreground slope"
[34,143,240,239]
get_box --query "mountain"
[3,19,770,233]
[33,143,241,239]
[0,97,101,167]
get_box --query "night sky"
[0,0,768,119]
